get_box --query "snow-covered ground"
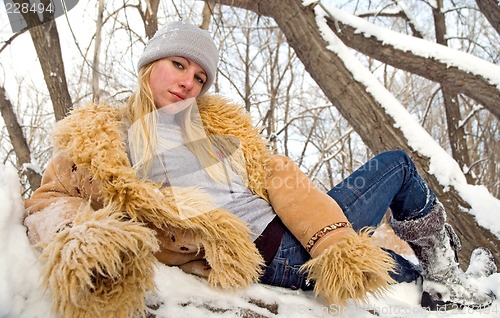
[1,165,500,318]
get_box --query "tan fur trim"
[51,101,264,289]
[40,204,158,318]
[201,210,265,289]
[301,229,396,306]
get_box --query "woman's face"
[149,56,207,108]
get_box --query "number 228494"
[5,1,54,14]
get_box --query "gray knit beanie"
[137,21,219,96]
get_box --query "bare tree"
[325,10,500,120]
[431,0,473,183]
[12,0,73,121]
[136,0,161,40]
[91,0,105,103]
[336,0,499,200]
[0,85,41,190]
[201,0,500,266]
[201,1,216,30]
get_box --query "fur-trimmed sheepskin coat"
[23,94,396,318]
[23,95,272,317]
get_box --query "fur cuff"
[202,210,265,289]
[300,229,396,306]
[390,201,445,242]
[40,204,159,318]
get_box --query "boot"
[391,201,496,310]
[266,155,396,306]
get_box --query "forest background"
[0,0,499,266]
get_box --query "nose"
[178,72,195,91]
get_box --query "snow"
[316,3,500,89]
[2,165,500,317]
[0,165,52,317]
[312,2,500,239]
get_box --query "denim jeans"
[260,150,435,289]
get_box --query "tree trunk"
[13,0,73,121]
[432,1,474,184]
[141,0,160,39]
[205,0,500,267]
[0,86,41,190]
[201,1,216,30]
[476,0,500,35]
[92,0,105,103]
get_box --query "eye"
[195,75,206,85]
[172,60,184,69]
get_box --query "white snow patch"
[318,4,500,89]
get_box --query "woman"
[24,21,495,317]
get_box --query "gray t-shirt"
[127,110,275,240]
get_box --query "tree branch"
[326,17,500,119]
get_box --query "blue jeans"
[260,150,435,289]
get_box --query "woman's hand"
[147,223,206,266]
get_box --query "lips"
[170,91,186,101]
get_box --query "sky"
[1,1,499,317]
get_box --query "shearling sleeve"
[23,155,100,245]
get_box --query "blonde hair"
[126,61,228,184]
